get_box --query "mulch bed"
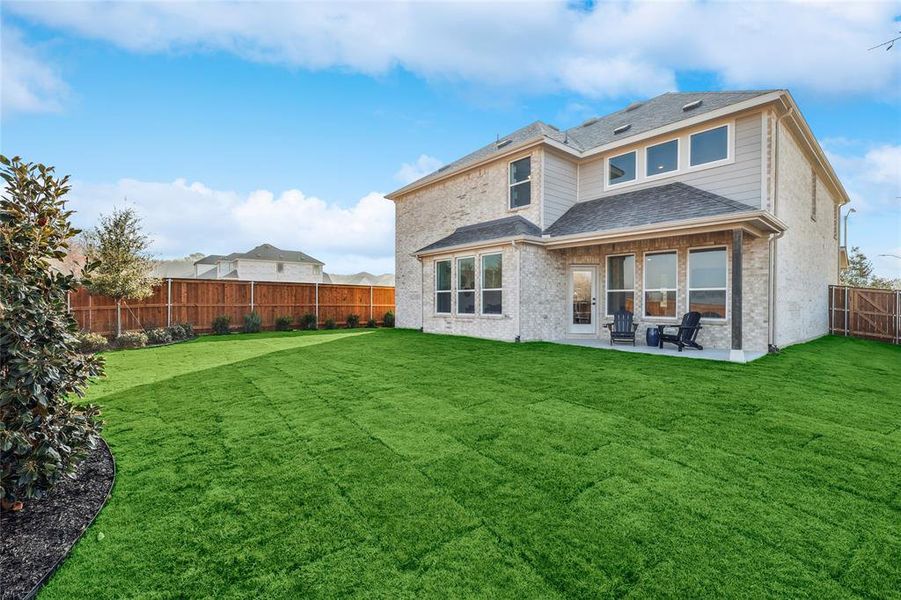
[1,440,115,600]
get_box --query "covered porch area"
[557,336,767,363]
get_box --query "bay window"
[435,260,451,314]
[644,251,677,317]
[689,248,727,319]
[481,253,503,314]
[457,257,475,314]
[606,255,634,315]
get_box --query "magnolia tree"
[84,207,159,336]
[0,155,104,510]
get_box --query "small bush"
[146,327,173,345]
[346,314,360,329]
[77,332,109,353]
[274,315,293,331]
[179,322,195,338]
[383,311,395,328]
[366,318,377,328]
[116,330,148,349]
[324,318,337,330]
[212,315,231,335]
[166,324,186,340]
[243,311,262,334]
[299,313,318,330]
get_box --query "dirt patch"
[1,440,115,600]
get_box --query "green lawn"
[43,330,899,599]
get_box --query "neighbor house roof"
[416,215,542,254]
[390,90,777,198]
[194,244,324,266]
[194,254,224,265]
[543,182,757,237]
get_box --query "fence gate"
[829,285,900,344]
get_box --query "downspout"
[768,106,793,350]
[419,256,424,332]
[513,240,521,342]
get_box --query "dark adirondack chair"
[657,311,703,351]
[604,310,638,346]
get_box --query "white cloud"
[66,178,395,274]
[5,1,899,101]
[394,154,443,185]
[1,25,68,115]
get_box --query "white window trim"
[643,250,679,319]
[687,123,733,171]
[508,155,532,211]
[688,245,729,322]
[605,253,635,317]
[434,259,452,316]
[456,255,476,316]
[480,252,503,316]
[645,137,680,180]
[605,150,638,189]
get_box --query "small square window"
[690,126,728,166]
[608,151,636,185]
[646,140,678,177]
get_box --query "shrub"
[243,311,262,333]
[346,314,360,329]
[383,311,395,328]
[366,318,377,328]
[146,327,172,345]
[212,315,231,335]
[1,155,104,507]
[274,315,293,331]
[324,318,337,330]
[179,322,195,338]
[116,330,148,349]
[299,313,318,330]
[166,324,186,340]
[77,332,109,353]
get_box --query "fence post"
[844,287,849,336]
[250,281,255,313]
[88,294,93,332]
[67,291,71,313]
[167,278,172,327]
[370,285,373,322]
[315,282,319,326]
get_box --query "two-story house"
[386,90,849,361]
[193,244,325,283]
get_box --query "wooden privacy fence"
[829,285,900,344]
[69,279,395,335]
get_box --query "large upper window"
[689,248,727,319]
[435,260,451,314]
[509,157,531,209]
[608,151,636,186]
[690,125,728,167]
[606,255,634,315]
[481,253,503,315]
[457,257,475,314]
[646,140,678,177]
[644,251,677,317]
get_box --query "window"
[689,248,727,319]
[481,253,503,315]
[690,125,728,166]
[644,251,677,317]
[435,260,452,314]
[457,257,475,314]
[608,151,636,186]
[509,157,531,209]
[276,262,284,273]
[606,255,634,315]
[646,139,678,177]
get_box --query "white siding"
[234,259,322,283]
[578,113,763,208]
[542,151,578,228]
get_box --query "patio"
[558,337,767,362]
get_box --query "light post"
[843,208,856,250]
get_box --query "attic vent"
[613,124,631,135]
[580,117,599,127]
[682,99,703,111]
[625,102,642,112]
[496,139,512,149]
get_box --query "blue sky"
[2,1,899,276]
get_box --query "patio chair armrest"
[631,323,639,331]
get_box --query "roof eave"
[413,234,544,258]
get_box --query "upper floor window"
[276,262,284,273]
[435,260,451,314]
[481,253,503,315]
[457,257,476,314]
[509,157,531,209]
[690,125,728,166]
[644,251,677,317]
[646,140,678,177]
[688,248,727,319]
[608,151,636,186]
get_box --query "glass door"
[568,266,597,334]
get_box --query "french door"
[568,266,597,334]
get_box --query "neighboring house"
[323,272,396,286]
[387,90,849,360]
[192,244,325,283]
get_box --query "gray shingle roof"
[392,90,777,194]
[196,244,324,266]
[543,182,756,237]
[416,216,541,254]
[194,254,223,265]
